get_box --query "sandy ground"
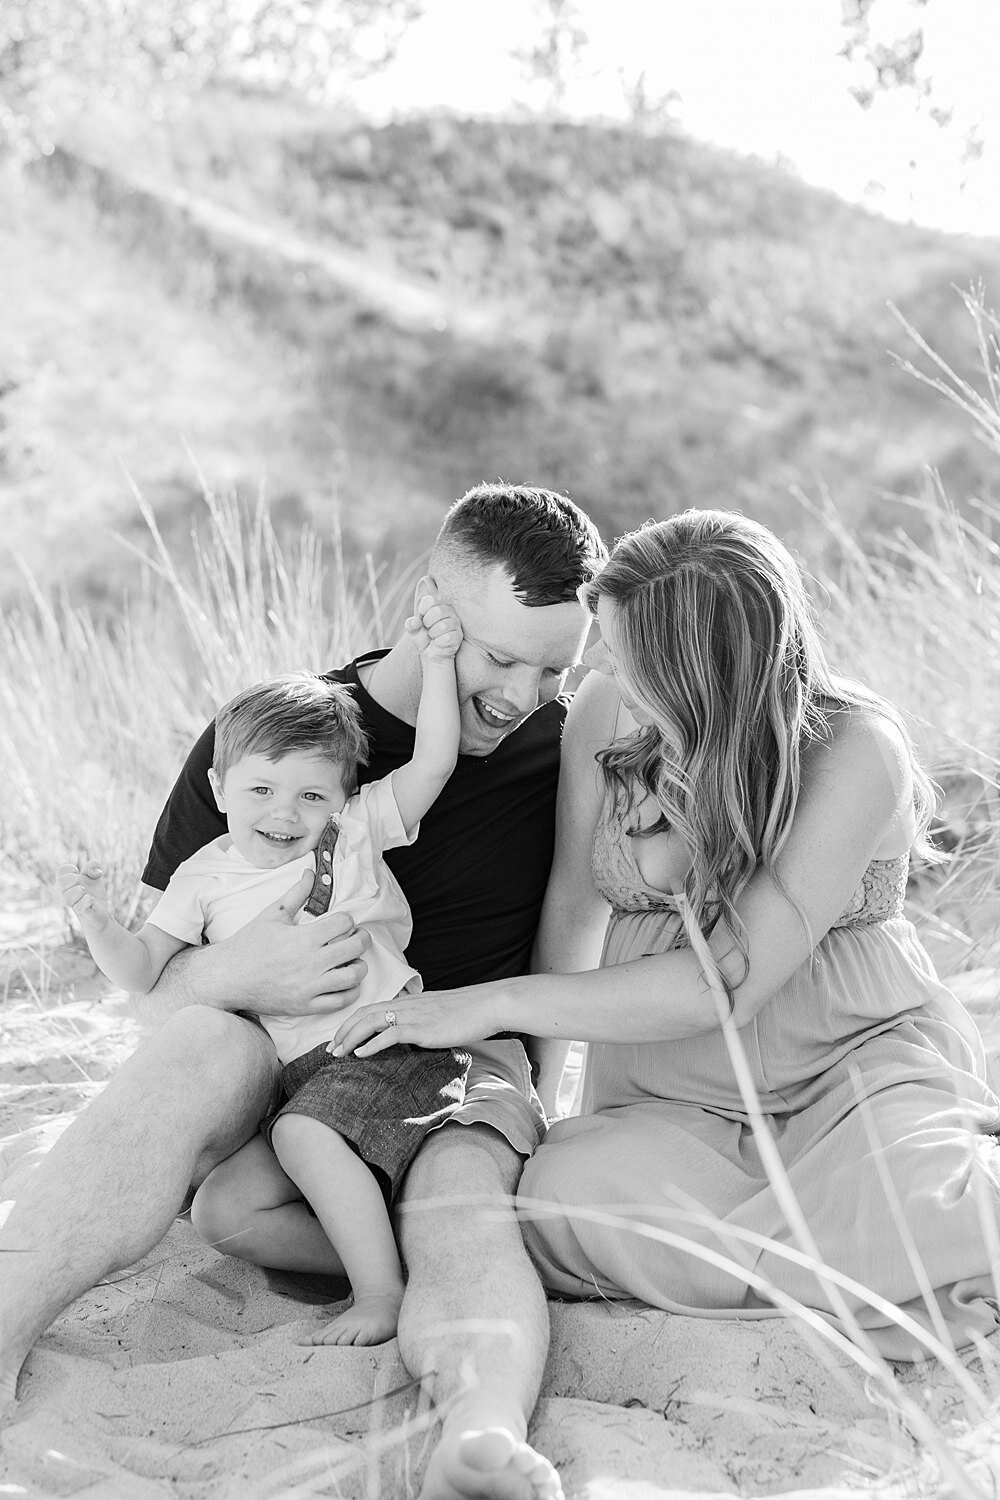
[3,898,1000,1498]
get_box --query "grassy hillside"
[3,86,1000,604]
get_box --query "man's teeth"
[479,701,514,725]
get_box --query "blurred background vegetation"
[2,0,999,610]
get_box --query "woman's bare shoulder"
[807,703,917,853]
[818,702,911,777]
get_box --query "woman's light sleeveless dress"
[519,788,1000,1358]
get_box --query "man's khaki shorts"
[429,1036,546,1157]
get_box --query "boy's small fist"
[57,859,109,924]
[405,584,463,659]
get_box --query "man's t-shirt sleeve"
[142,718,226,890]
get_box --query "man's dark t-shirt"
[142,652,566,991]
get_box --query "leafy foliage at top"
[0,0,422,155]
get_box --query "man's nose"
[503,664,546,714]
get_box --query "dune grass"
[2,462,998,969]
[0,478,416,924]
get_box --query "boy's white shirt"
[148,771,422,1064]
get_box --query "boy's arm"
[58,860,189,993]
[389,581,462,835]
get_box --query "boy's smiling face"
[208,750,348,868]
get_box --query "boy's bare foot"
[420,1403,563,1500]
[305,1288,403,1347]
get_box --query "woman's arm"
[532,669,616,979]
[333,707,912,1056]
[526,670,616,1114]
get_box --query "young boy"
[58,591,469,1347]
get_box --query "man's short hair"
[213,673,369,785]
[431,483,606,605]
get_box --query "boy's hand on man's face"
[404,575,463,662]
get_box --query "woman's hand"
[329,984,507,1058]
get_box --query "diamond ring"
[384,1009,397,1027]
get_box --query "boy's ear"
[207,767,226,814]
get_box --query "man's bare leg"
[396,1124,562,1500]
[0,1006,279,1411]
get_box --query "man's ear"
[207,767,226,814]
[412,572,438,612]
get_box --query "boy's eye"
[302,792,324,802]
[251,786,271,796]
[487,652,513,669]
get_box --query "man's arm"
[132,872,371,1027]
[142,720,225,890]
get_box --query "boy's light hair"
[213,673,369,787]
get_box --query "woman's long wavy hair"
[584,510,938,970]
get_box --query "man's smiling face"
[445,563,591,756]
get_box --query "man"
[0,484,605,1500]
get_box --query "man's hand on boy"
[57,859,111,932]
[205,870,371,1015]
[404,576,463,661]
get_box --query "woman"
[335,510,1000,1358]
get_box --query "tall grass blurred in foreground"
[3,302,1000,1498]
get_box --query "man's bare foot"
[305,1289,403,1347]
[420,1413,563,1500]
[1,1366,19,1426]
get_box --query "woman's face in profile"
[584,598,657,730]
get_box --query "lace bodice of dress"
[828,852,908,928]
[591,788,909,928]
[591,797,677,914]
